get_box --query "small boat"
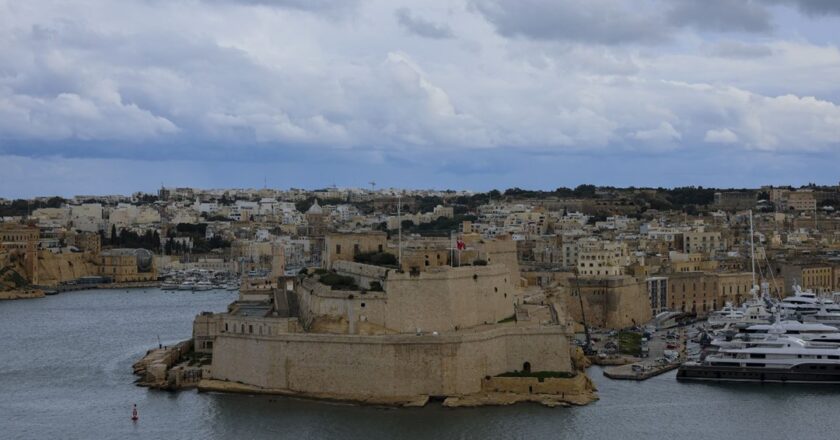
[195,281,214,291]
[131,404,139,422]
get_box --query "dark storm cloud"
[667,0,773,33]
[769,0,840,16]
[395,8,454,39]
[470,0,669,45]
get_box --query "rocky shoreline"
[0,289,45,300]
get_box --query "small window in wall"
[336,244,341,254]
[249,325,253,334]
[361,302,366,308]
[225,323,228,332]
[378,244,383,252]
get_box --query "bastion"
[192,261,595,406]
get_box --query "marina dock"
[602,362,680,381]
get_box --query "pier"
[602,362,680,381]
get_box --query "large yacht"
[706,293,773,329]
[712,321,840,349]
[805,308,840,327]
[678,327,840,383]
[707,303,745,327]
[778,285,821,317]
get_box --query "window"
[336,244,341,254]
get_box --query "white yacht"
[712,321,840,349]
[778,285,821,317]
[805,308,840,327]
[707,303,745,327]
[178,280,196,291]
[679,327,840,383]
[706,293,773,329]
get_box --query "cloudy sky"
[1,0,839,197]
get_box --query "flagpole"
[397,193,402,270]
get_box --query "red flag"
[456,240,465,250]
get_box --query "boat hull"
[677,364,840,384]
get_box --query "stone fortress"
[195,234,596,407]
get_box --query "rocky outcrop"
[445,373,598,408]
[133,340,192,388]
[0,289,45,300]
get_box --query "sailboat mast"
[749,209,756,289]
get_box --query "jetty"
[602,362,680,381]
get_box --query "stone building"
[99,249,156,283]
[713,191,755,211]
[67,231,101,254]
[0,223,39,284]
[781,263,836,294]
[565,275,653,329]
[667,272,719,316]
[576,239,629,277]
[324,231,387,269]
[646,276,668,315]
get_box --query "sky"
[1,0,839,198]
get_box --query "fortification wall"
[36,252,98,286]
[606,282,653,328]
[563,278,652,329]
[299,264,516,333]
[210,326,570,398]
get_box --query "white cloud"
[632,121,682,142]
[0,0,837,161]
[704,128,739,144]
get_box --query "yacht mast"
[749,209,757,289]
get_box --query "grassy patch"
[618,331,642,356]
[318,273,359,291]
[497,314,516,323]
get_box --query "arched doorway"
[522,361,531,373]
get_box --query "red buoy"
[131,404,139,422]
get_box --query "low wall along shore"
[210,325,572,400]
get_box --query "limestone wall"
[302,264,517,334]
[36,252,98,286]
[564,277,652,329]
[210,326,571,398]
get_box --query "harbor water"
[1,288,837,440]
